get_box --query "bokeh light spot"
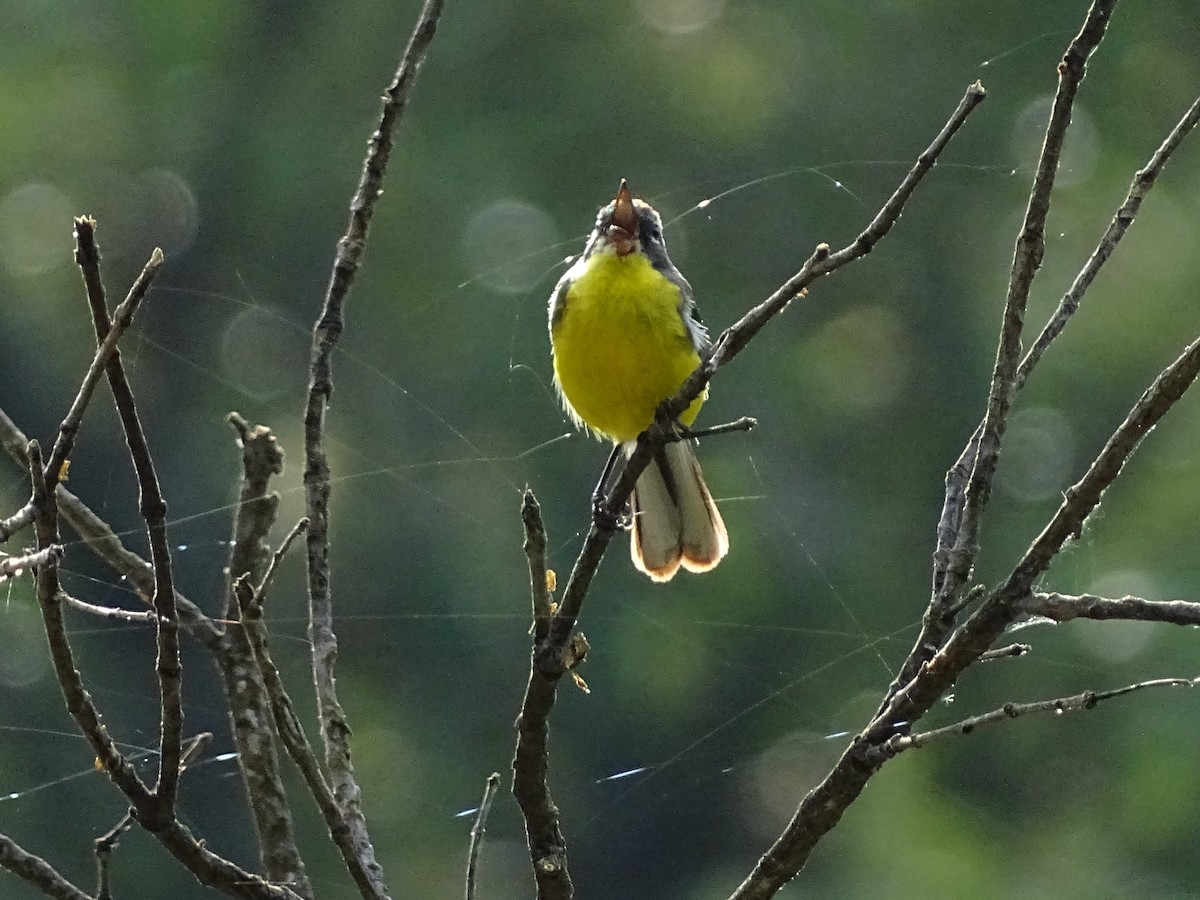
[0,182,74,277]
[460,200,560,296]
[805,306,913,416]
[633,0,726,35]
[219,304,302,400]
[1074,569,1157,663]
[997,405,1075,502]
[0,598,49,688]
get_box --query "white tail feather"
[629,440,728,582]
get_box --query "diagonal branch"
[0,501,35,543]
[94,732,213,900]
[44,243,163,489]
[73,218,182,823]
[301,6,445,898]
[0,831,92,900]
[234,568,385,900]
[1016,92,1200,388]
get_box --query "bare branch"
[224,412,286,617]
[513,490,574,899]
[937,0,1118,607]
[465,772,502,900]
[1008,335,1200,593]
[63,593,157,623]
[930,92,1200,621]
[1023,591,1200,626]
[95,733,213,900]
[522,489,552,637]
[0,544,61,581]
[256,517,309,604]
[978,643,1031,663]
[234,577,384,900]
[884,678,1197,755]
[0,501,34,543]
[218,414,311,897]
[0,404,217,646]
[72,221,182,821]
[513,666,573,900]
[45,242,163,489]
[893,0,1178,712]
[301,5,445,897]
[0,831,92,900]
[27,438,154,807]
[1017,93,1200,388]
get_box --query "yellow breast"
[551,250,705,443]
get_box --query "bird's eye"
[643,222,661,243]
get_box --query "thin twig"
[234,578,381,900]
[302,4,444,898]
[522,490,552,636]
[0,544,61,581]
[0,501,34,543]
[63,593,158,623]
[1019,93,1200,389]
[0,831,92,900]
[27,440,154,807]
[256,517,309,604]
[883,678,1197,755]
[513,491,573,898]
[219,414,311,897]
[678,416,758,440]
[95,732,213,900]
[1022,591,1200,626]
[72,220,182,825]
[465,772,502,900]
[978,643,1030,663]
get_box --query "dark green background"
[3,1,1200,897]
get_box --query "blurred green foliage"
[2,1,1200,898]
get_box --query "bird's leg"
[591,444,627,531]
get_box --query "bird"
[548,180,728,582]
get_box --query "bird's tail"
[629,440,729,582]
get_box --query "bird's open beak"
[607,179,637,256]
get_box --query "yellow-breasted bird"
[549,180,728,581]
